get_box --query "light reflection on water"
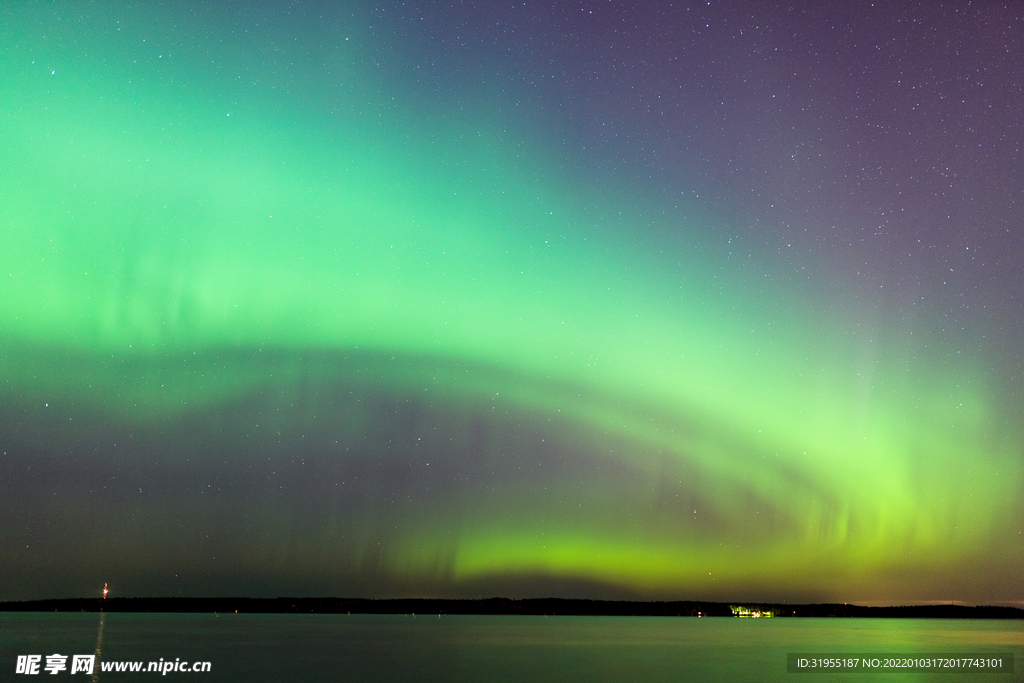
[2,612,1020,682]
[90,611,104,683]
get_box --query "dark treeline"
[2,597,1022,619]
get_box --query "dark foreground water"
[2,613,1021,682]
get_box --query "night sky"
[2,1,1022,606]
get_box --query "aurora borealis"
[2,2,1022,605]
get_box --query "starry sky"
[2,1,1022,605]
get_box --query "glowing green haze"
[1,2,1020,604]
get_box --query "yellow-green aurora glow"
[2,2,1021,603]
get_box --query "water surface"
[2,613,1020,682]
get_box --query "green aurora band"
[1,4,1020,603]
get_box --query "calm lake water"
[2,613,1021,682]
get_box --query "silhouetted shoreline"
[2,597,1021,619]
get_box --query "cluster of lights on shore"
[730,606,775,618]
